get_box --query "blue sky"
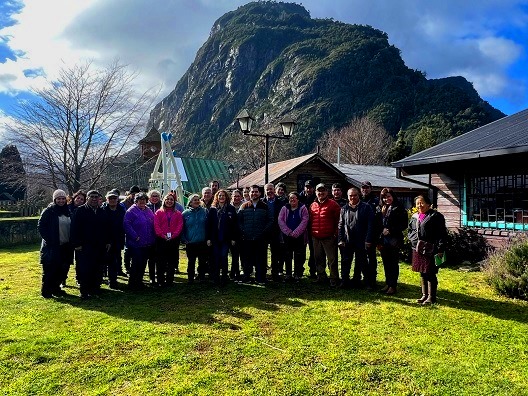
[1,0,527,142]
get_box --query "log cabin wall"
[431,173,462,230]
[276,160,350,194]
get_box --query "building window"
[464,174,528,230]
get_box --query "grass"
[1,245,527,395]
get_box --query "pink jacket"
[154,207,183,240]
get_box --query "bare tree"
[318,116,393,165]
[7,60,157,196]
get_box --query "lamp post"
[235,109,296,185]
[227,164,249,190]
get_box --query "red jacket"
[309,198,341,239]
[154,207,184,240]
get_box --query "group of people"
[38,179,447,305]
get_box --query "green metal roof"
[180,157,231,195]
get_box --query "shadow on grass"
[54,275,528,327]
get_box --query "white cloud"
[0,0,98,95]
[0,0,526,115]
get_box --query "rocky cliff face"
[146,1,503,162]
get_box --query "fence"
[0,201,44,217]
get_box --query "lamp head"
[236,109,255,134]
[279,115,296,137]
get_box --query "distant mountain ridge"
[146,1,504,162]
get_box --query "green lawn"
[1,245,527,395]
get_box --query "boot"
[422,281,437,305]
[416,278,428,303]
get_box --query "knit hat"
[52,189,67,201]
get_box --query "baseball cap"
[361,181,372,188]
[315,183,326,191]
[106,190,119,198]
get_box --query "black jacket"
[70,204,110,248]
[408,209,447,254]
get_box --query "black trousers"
[185,242,207,280]
[242,239,268,282]
[156,237,180,285]
[380,245,400,288]
[76,245,105,296]
[283,236,306,277]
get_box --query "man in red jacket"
[309,183,341,286]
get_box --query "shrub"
[445,227,493,266]
[483,235,528,300]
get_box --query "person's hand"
[75,246,82,251]
[338,241,345,247]
[106,244,111,252]
[207,240,212,247]
[382,228,390,236]
[436,252,444,259]
[231,240,236,246]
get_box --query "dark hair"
[134,192,148,203]
[70,190,87,205]
[332,183,342,190]
[380,187,398,214]
[288,192,300,200]
[250,184,260,190]
[415,194,432,205]
[276,182,286,189]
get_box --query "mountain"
[146,1,504,163]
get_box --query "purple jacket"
[124,204,155,248]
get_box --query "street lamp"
[227,164,249,190]
[235,109,297,184]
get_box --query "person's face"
[149,193,160,204]
[304,186,314,196]
[136,198,147,209]
[107,196,118,208]
[190,196,201,208]
[74,195,85,206]
[288,194,299,207]
[266,185,275,198]
[87,194,99,208]
[416,197,431,214]
[243,189,250,200]
[348,189,360,206]
[202,189,212,201]
[332,188,342,200]
[361,185,372,197]
[250,187,260,201]
[276,186,285,196]
[55,196,66,206]
[210,182,219,193]
[217,191,227,204]
[316,188,327,201]
[382,193,394,206]
[232,191,242,205]
[164,195,175,208]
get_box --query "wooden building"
[392,108,528,246]
[230,153,428,207]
